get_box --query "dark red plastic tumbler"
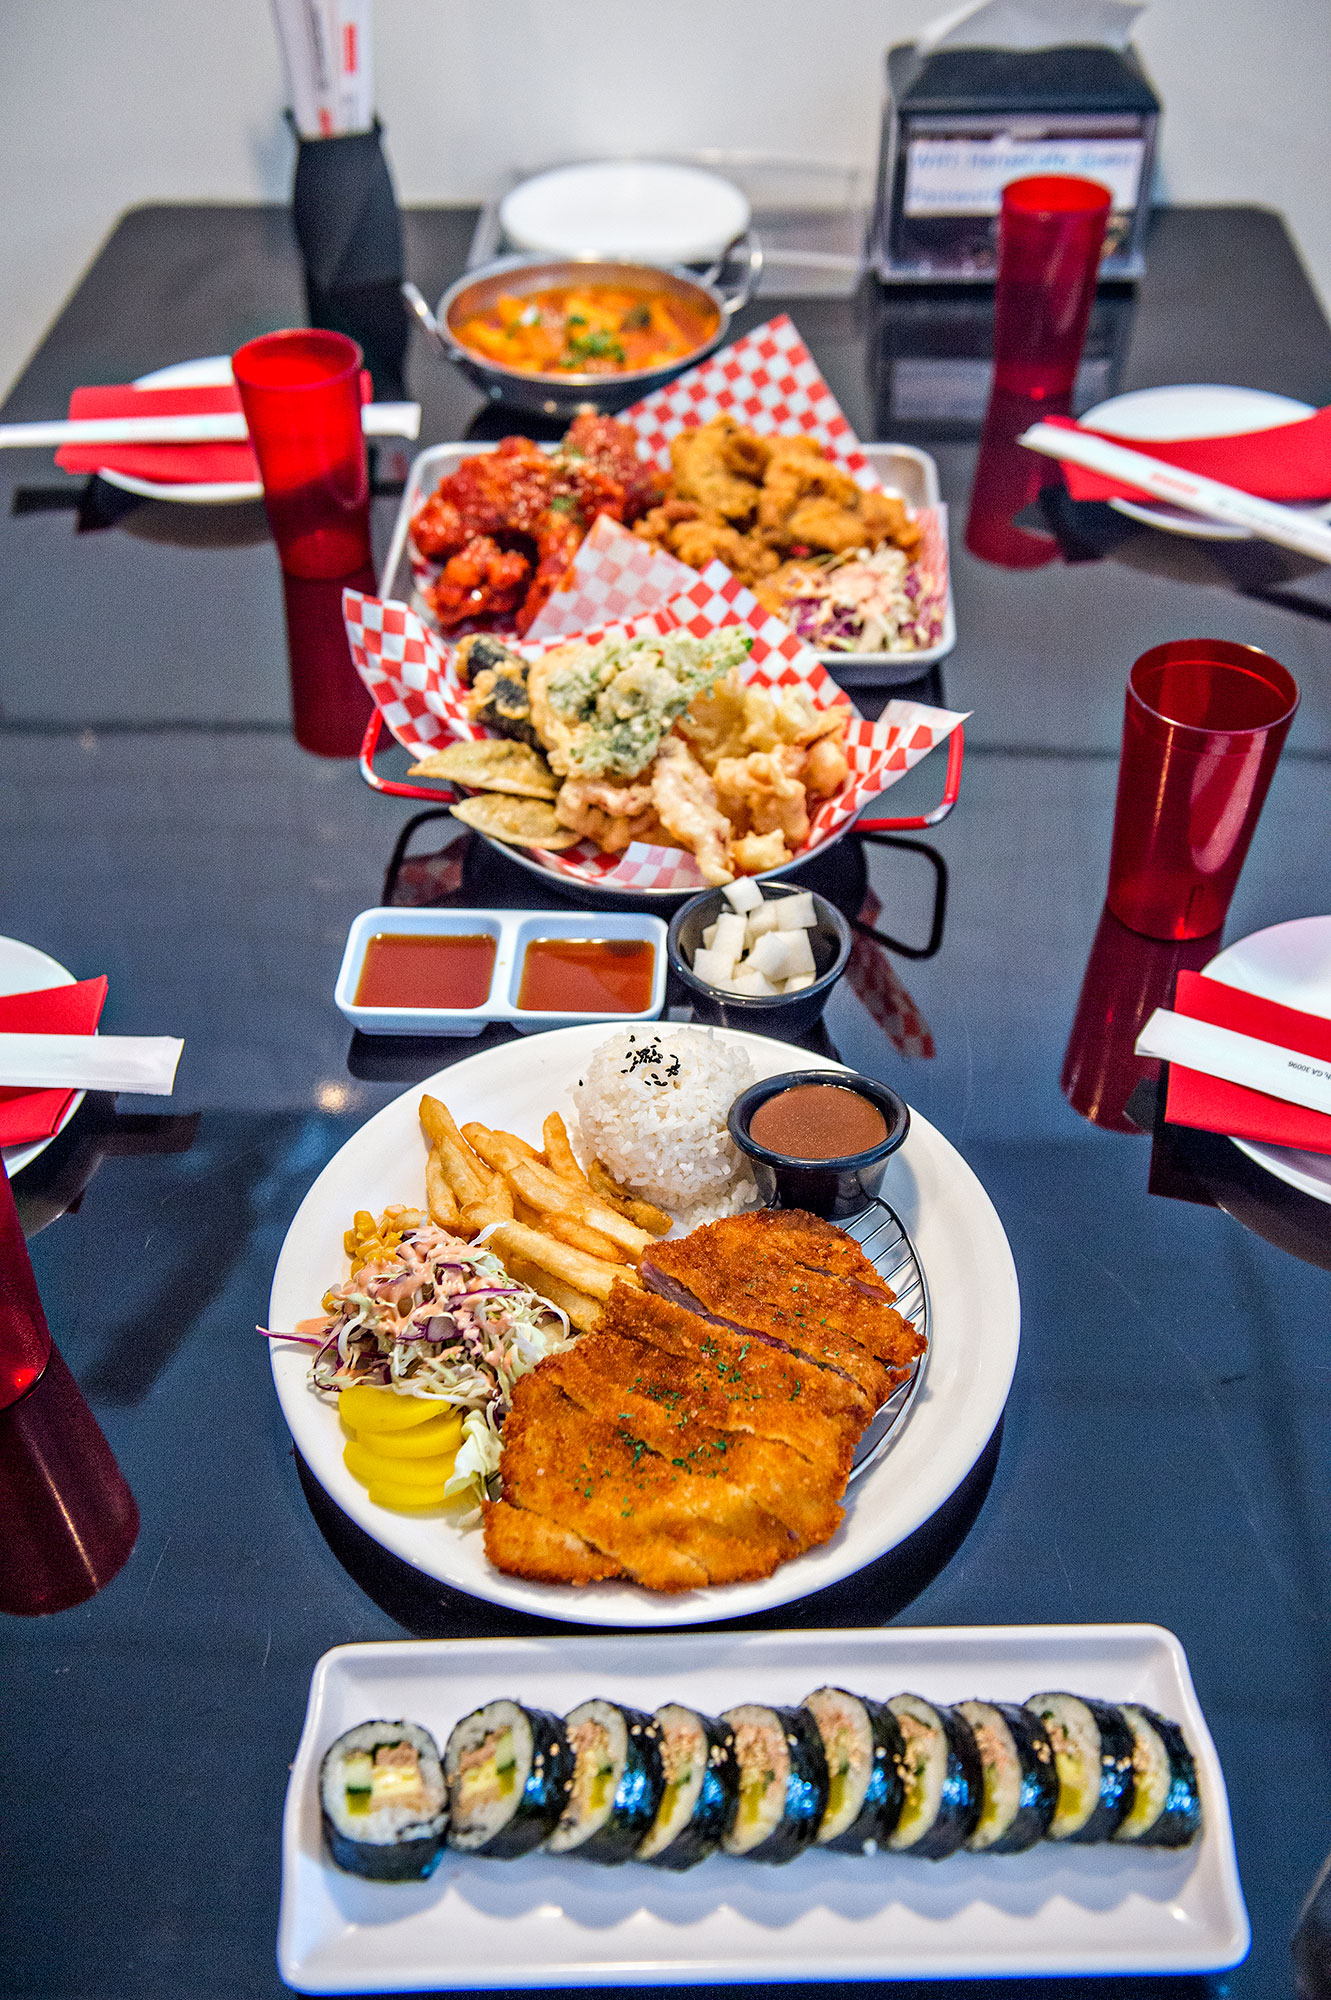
[1106,640,1299,941]
[232,329,372,579]
[993,176,1111,401]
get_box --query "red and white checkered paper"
[345,566,965,891]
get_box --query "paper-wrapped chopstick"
[0,403,419,451]
[0,1034,183,1095]
[1136,1007,1331,1114]
[270,0,373,138]
[1020,421,1331,565]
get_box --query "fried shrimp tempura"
[714,746,811,850]
[651,736,734,884]
[554,776,657,853]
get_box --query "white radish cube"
[712,912,748,959]
[730,968,779,996]
[775,891,817,930]
[745,901,783,939]
[701,922,718,950]
[723,877,763,914]
[783,972,816,991]
[691,947,735,988]
[749,929,816,982]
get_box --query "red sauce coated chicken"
[410,415,661,635]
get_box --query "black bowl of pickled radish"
[668,883,852,1037]
[728,1069,910,1219]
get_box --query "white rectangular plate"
[278,1624,1248,1990]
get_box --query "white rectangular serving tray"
[378,442,955,689]
[334,907,668,1036]
[278,1624,1248,1991]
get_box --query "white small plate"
[277,1623,1248,1990]
[500,160,750,267]
[0,936,86,1178]
[97,356,262,506]
[1080,384,1331,540]
[268,1024,1020,1628]
[1203,915,1331,1204]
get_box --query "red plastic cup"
[992,177,1111,401]
[282,568,377,758]
[1106,640,1299,941]
[232,329,372,579]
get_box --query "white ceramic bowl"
[499,160,750,266]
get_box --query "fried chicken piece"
[481,1499,622,1585]
[633,497,701,546]
[713,746,810,849]
[781,495,876,554]
[739,1208,893,1294]
[559,412,662,523]
[668,518,751,575]
[730,830,790,874]
[425,536,532,629]
[671,418,761,523]
[757,437,860,532]
[423,434,555,546]
[721,429,772,481]
[554,776,657,853]
[651,736,734,885]
[515,506,583,636]
[859,488,922,556]
[410,493,467,562]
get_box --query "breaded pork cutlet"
[482,1500,620,1586]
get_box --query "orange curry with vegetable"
[454,285,717,378]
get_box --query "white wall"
[2,0,1329,395]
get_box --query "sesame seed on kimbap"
[955,1701,1057,1854]
[1025,1693,1136,1842]
[635,1705,738,1871]
[319,1719,447,1881]
[444,1700,572,1859]
[721,1703,829,1864]
[547,1700,664,1864]
[801,1687,906,1855]
[1113,1704,1203,1848]
[886,1694,983,1859]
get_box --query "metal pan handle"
[696,231,763,317]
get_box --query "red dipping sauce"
[355,932,496,1010]
[517,938,656,1014]
[748,1082,888,1160]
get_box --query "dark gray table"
[1,203,1329,2000]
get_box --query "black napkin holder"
[871,42,1160,284]
[291,120,408,399]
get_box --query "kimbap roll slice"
[1113,1704,1203,1848]
[547,1700,664,1863]
[1025,1693,1136,1842]
[955,1701,1057,1855]
[801,1687,906,1855]
[721,1703,829,1864]
[320,1719,447,1881]
[886,1694,983,1860]
[635,1705,738,1871]
[445,1700,572,1859]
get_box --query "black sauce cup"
[728,1069,911,1220]
[668,886,852,1036]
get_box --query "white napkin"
[0,1034,184,1095]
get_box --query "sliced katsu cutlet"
[482,1499,623,1586]
[598,1282,869,1475]
[496,1370,798,1592]
[641,1213,923,1391]
[748,1208,897,1299]
[541,1329,847,1552]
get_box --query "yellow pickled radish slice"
[367,1477,453,1513]
[340,1383,446,1433]
[344,1439,459,1490]
[356,1410,465,1459]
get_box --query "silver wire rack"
[844,1196,930,1483]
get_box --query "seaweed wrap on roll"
[801,1687,907,1855]
[320,1719,448,1881]
[547,1700,664,1863]
[1025,1693,1135,1843]
[886,1695,982,1859]
[1113,1703,1203,1848]
[954,1701,1057,1854]
[721,1704,829,1864]
[635,1705,738,1871]
[445,1700,572,1859]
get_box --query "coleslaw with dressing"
[780,544,947,654]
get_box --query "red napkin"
[1163,970,1331,1155]
[0,978,108,1147]
[1039,407,1331,506]
[53,372,373,486]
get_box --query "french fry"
[420,1096,491,1204]
[505,1159,653,1259]
[457,1170,515,1238]
[512,1196,546,1230]
[463,1123,542,1173]
[490,1222,636,1302]
[425,1147,458,1225]
[586,1159,673,1237]
[544,1211,625,1264]
[502,1252,603,1334]
[542,1113,590,1188]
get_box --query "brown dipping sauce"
[517,937,656,1014]
[355,932,496,1010]
[748,1082,889,1161]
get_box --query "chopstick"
[0,1032,183,1094]
[1020,421,1331,565]
[0,404,422,450]
[1135,1007,1331,1115]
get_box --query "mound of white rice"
[573,1029,759,1225]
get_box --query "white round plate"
[500,160,750,266]
[1081,384,1330,540]
[268,1025,1020,1627]
[0,936,85,1178]
[1204,915,1331,1205]
[98,356,262,506]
